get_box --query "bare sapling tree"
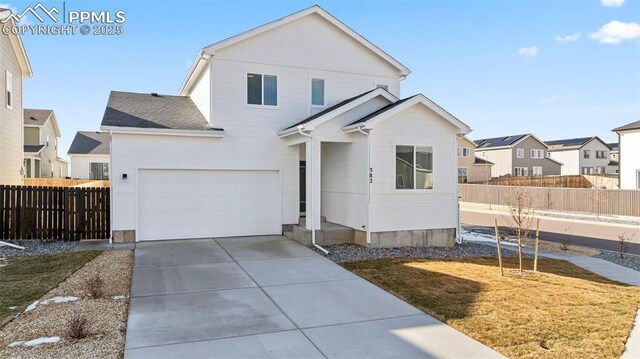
[591,176,606,220]
[618,233,635,259]
[502,181,536,273]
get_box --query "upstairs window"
[311,79,325,106]
[516,148,524,158]
[247,73,277,106]
[396,145,434,190]
[596,150,607,159]
[530,149,544,158]
[583,150,590,159]
[5,70,12,109]
[457,147,470,157]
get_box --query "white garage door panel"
[138,169,282,241]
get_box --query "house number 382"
[369,168,373,183]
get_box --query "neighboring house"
[457,136,493,183]
[23,109,68,178]
[545,136,611,175]
[68,131,110,180]
[607,142,619,174]
[100,6,471,247]
[0,11,32,185]
[613,120,640,189]
[475,134,562,177]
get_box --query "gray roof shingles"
[545,137,593,148]
[24,145,45,153]
[346,95,416,126]
[613,120,640,132]
[101,91,219,131]
[474,157,493,165]
[68,131,110,155]
[24,109,53,126]
[474,134,529,149]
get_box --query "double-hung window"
[5,70,12,109]
[516,148,524,158]
[595,150,607,159]
[530,149,544,158]
[457,147,470,157]
[458,167,468,183]
[395,145,433,190]
[311,79,325,106]
[583,150,590,159]
[89,162,109,180]
[247,73,277,106]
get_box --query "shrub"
[66,314,90,340]
[84,273,105,299]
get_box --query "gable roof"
[179,5,410,95]
[613,120,640,132]
[343,93,471,134]
[545,136,609,151]
[474,157,493,165]
[68,131,110,155]
[474,134,529,149]
[0,10,32,77]
[24,109,53,126]
[100,91,219,131]
[608,142,619,151]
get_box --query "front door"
[300,161,306,215]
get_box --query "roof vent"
[151,93,159,97]
[30,116,37,121]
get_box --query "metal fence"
[459,184,640,217]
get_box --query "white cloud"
[555,32,580,43]
[601,0,624,7]
[589,21,640,44]
[518,46,538,58]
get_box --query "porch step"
[291,219,355,246]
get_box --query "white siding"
[189,64,211,122]
[549,150,579,175]
[479,148,512,177]
[0,32,23,185]
[619,129,640,189]
[110,133,298,232]
[70,154,110,179]
[321,139,368,230]
[369,104,458,232]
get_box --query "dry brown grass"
[343,257,640,359]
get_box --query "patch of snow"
[8,306,16,310]
[112,295,126,300]
[23,296,79,313]
[0,257,7,267]
[8,336,60,348]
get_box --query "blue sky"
[4,0,639,159]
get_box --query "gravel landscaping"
[596,251,640,272]
[0,250,133,359]
[0,240,78,258]
[318,241,529,263]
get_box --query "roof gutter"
[100,126,225,138]
[178,50,212,96]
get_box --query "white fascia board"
[342,94,472,134]
[203,5,410,77]
[277,88,397,137]
[100,126,225,138]
[5,17,33,77]
[178,50,212,96]
[68,154,110,158]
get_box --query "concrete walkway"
[124,236,503,358]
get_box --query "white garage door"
[137,169,282,241]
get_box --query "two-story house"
[100,6,471,248]
[23,109,68,178]
[607,142,619,174]
[613,120,640,189]
[545,136,612,175]
[457,136,493,183]
[0,11,32,185]
[475,134,562,177]
[68,131,110,180]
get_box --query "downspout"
[297,127,329,255]
[356,126,372,244]
[108,130,113,245]
[455,134,463,244]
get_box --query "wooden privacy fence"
[23,178,110,188]
[0,185,110,241]
[459,184,640,217]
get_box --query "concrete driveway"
[125,236,502,358]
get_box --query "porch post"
[305,138,321,230]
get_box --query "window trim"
[532,166,543,176]
[514,167,528,177]
[5,70,12,110]
[395,144,434,191]
[530,149,544,159]
[595,150,607,159]
[516,148,524,158]
[310,78,326,107]
[457,147,470,157]
[89,162,109,180]
[245,72,280,108]
[583,150,590,159]
[458,167,469,183]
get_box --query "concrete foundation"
[357,228,456,248]
[113,230,136,243]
